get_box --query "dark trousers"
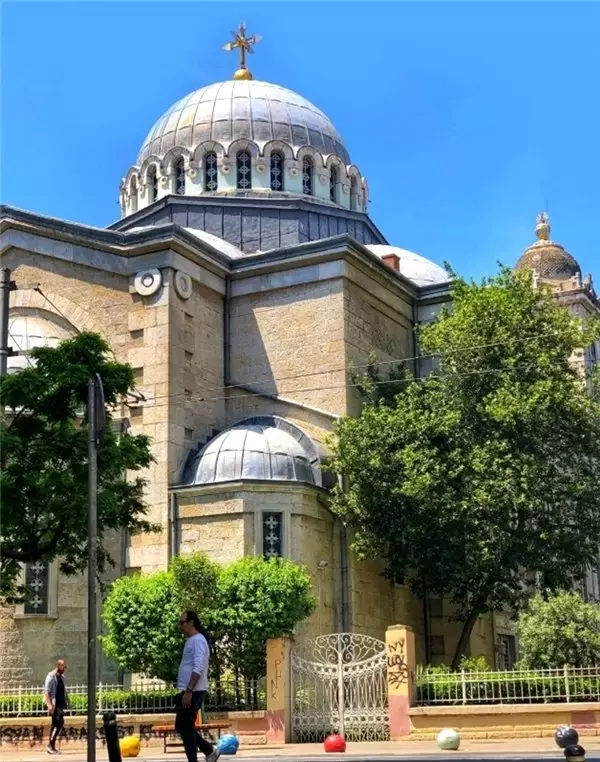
[175,691,213,762]
[49,707,65,748]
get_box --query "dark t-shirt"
[55,674,66,709]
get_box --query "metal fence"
[416,665,600,706]
[0,678,266,717]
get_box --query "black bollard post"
[565,744,586,762]
[103,711,123,762]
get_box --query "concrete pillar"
[265,636,292,744]
[386,624,416,739]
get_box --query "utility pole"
[87,373,105,762]
[0,267,16,377]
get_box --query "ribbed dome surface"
[181,416,322,487]
[137,80,350,165]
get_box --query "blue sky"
[2,2,599,281]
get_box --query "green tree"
[330,267,600,668]
[0,332,155,600]
[102,553,317,684]
[517,591,600,668]
[217,556,317,680]
[102,571,182,683]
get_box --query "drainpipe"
[413,299,432,661]
[168,492,180,563]
[339,522,350,632]
[224,275,231,387]
[423,581,432,665]
[338,474,351,632]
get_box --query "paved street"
[4,738,600,762]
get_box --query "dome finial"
[535,211,551,241]
[223,22,262,81]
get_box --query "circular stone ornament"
[174,271,193,300]
[134,269,162,297]
[436,728,460,751]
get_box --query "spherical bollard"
[556,726,580,749]
[119,735,141,758]
[564,745,586,762]
[217,734,240,755]
[436,728,461,751]
[324,733,346,753]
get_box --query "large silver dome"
[180,416,324,487]
[137,80,350,166]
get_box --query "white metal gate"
[291,633,389,743]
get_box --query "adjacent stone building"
[1,32,598,686]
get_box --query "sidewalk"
[5,737,600,762]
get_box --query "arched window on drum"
[236,150,252,190]
[204,152,218,192]
[175,157,186,195]
[302,157,313,196]
[270,152,284,192]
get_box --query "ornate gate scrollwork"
[291,633,389,743]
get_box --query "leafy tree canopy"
[0,332,155,600]
[517,591,600,668]
[102,571,181,684]
[329,267,600,667]
[101,553,317,683]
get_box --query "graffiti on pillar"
[386,637,409,688]
[270,654,283,700]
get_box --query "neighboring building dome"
[515,212,581,281]
[137,80,350,167]
[180,415,324,487]
[366,244,450,287]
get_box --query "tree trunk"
[450,603,484,670]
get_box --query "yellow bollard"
[119,735,141,758]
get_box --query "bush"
[517,590,600,668]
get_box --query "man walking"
[44,659,68,755]
[176,610,220,762]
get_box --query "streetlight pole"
[87,378,98,762]
[0,267,16,378]
[87,373,104,762]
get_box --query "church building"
[1,25,598,687]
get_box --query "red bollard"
[324,733,346,753]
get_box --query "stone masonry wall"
[228,279,348,416]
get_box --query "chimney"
[381,253,400,272]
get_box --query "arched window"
[204,152,218,191]
[350,175,358,211]
[175,158,185,195]
[329,166,338,203]
[270,152,284,191]
[302,157,313,196]
[130,177,138,213]
[236,150,252,190]
[148,166,158,202]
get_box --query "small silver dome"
[137,80,350,166]
[181,416,323,487]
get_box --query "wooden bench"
[152,711,231,754]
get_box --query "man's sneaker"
[47,746,57,755]
[206,749,221,762]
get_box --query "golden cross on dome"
[223,23,262,80]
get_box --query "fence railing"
[0,678,266,717]
[416,665,600,706]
